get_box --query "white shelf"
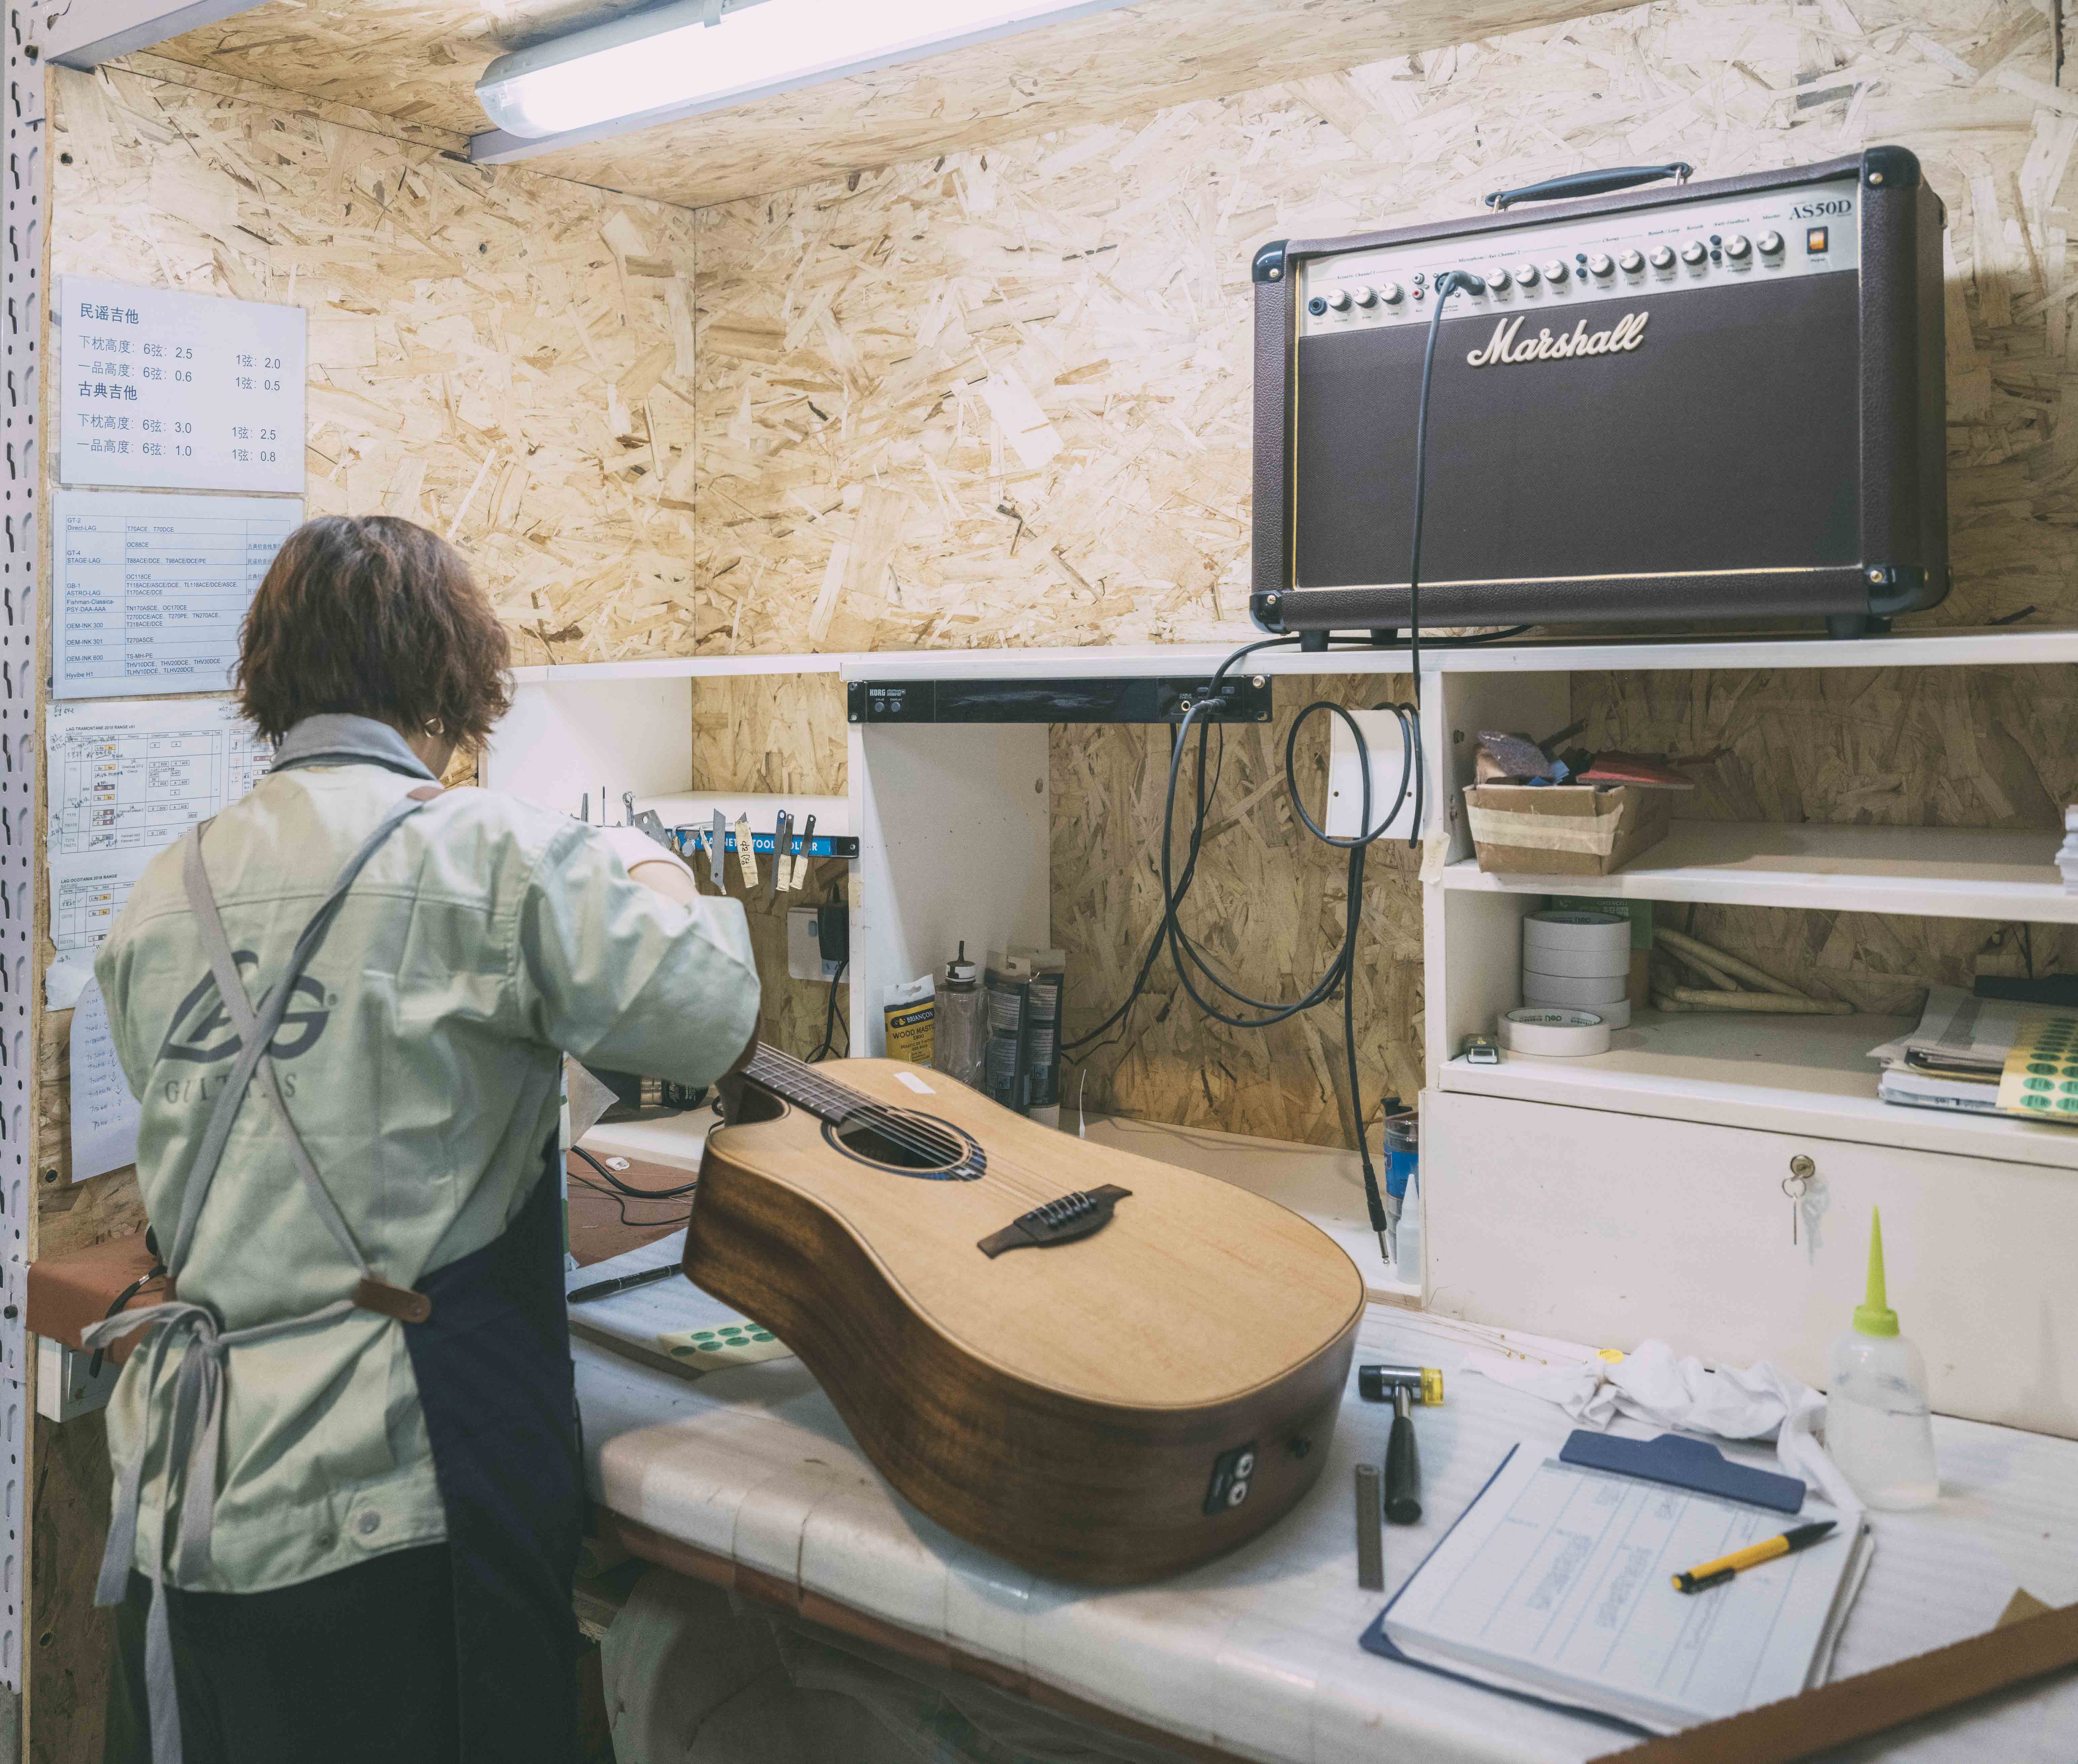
[1438,819,2076,921]
[841,626,2078,681]
[1439,1007,2078,1173]
[510,653,856,685]
[504,627,2078,690]
[1420,625,2078,674]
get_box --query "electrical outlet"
[37,1336,118,1423]
[1325,709,1420,840]
[786,905,844,981]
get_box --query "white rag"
[1462,1338,1862,1516]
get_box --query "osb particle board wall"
[693,0,2078,1144]
[36,56,704,1254]
[1053,678,1426,1146]
[688,673,853,1061]
[56,57,703,671]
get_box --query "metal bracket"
[0,3,39,1695]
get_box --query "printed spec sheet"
[60,275,306,494]
[54,491,302,699]
[45,701,273,1009]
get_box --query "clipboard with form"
[1362,1438,1872,1735]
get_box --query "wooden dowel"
[1663,945,1743,992]
[1657,927,1821,1002]
[1662,987,1854,1015]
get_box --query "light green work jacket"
[93,716,759,1592]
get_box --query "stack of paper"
[2062,807,2078,894]
[1371,1444,1870,1734]
[1867,986,2078,1122]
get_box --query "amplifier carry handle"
[1485,163,1693,210]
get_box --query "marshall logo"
[159,953,333,1065]
[1466,310,1649,367]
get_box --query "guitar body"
[684,1056,1365,1585]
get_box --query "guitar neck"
[744,1045,864,1125]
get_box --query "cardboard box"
[1463,784,1671,876]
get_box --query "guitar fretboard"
[745,1045,868,1124]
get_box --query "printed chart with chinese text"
[59,276,306,494]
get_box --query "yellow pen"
[1673,1520,1836,1593]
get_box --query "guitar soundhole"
[822,1107,986,1181]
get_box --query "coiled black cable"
[1064,270,1514,1251]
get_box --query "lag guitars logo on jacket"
[1466,310,1649,367]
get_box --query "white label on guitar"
[895,1071,935,1094]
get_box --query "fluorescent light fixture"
[476,0,1141,142]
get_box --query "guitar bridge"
[977,1185,1132,1258]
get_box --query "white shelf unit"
[486,629,2078,1427]
[1416,628,2078,1441]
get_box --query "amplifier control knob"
[1725,234,1751,260]
[1680,240,1708,266]
[1352,285,1378,307]
[1758,230,1785,256]
[1515,262,1540,286]
[1588,252,1614,278]
[1619,249,1645,274]
[1378,281,1404,304]
[1544,259,1570,283]
[1649,245,1676,270]
[1325,287,1352,310]
[1487,266,1512,290]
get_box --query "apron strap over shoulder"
[168,788,442,1282]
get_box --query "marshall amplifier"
[1249,148,1947,642]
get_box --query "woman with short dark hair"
[90,515,759,1764]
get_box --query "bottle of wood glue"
[1825,1208,1938,1510]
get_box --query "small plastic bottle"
[932,943,986,1091]
[1825,1208,1938,1510]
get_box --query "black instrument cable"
[1064,270,1518,1257]
[572,1141,697,1201]
[808,957,850,1062]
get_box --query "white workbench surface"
[577,1303,2078,1763]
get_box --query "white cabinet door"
[1424,1089,2078,1439]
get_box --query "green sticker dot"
[2025,1077,2052,1091]
[2028,1063,2057,1076]
[2023,1094,2050,1109]
[2061,1098,2078,1112]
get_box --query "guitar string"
[743,1047,1091,1208]
[747,1045,1089,1207]
[744,1050,1067,1206]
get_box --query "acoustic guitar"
[683,1048,1365,1584]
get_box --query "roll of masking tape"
[1520,939,1631,979]
[1523,969,1629,1010]
[1500,1007,1612,1056]
[1546,993,1629,1028]
[1523,909,1630,958]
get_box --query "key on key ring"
[1782,1155,1815,1245]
